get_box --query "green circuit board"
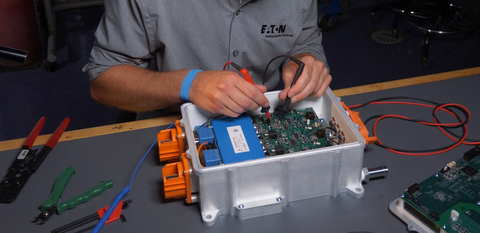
[400,146,480,233]
[195,107,344,167]
[252,107,342,156]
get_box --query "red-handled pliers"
[0,117,70,203]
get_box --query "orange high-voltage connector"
[341,102,377,145]
[158,120,185,162]
[162,153,194,203]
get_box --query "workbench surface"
[1,69,479,233]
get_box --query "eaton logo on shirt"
[261,25,293,38]
[261,25,287,34]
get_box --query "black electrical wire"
[197,114,224,129]
[262,55,303,85]
[354,96,477,141]
[351,96,478,154]
[350,96,439,110]
[366,111,467,153]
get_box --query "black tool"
[0,117,70,204]
[51,199,132,233]
[275,58,305,123]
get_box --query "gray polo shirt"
[83,0,328,117]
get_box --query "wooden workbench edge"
[0,115,181,152]
[1,66,479,152]
[332,66,480,97]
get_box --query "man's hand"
[189,70,269,117]
[278,53,332,102]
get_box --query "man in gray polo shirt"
[83,0,331,119]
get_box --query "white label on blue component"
[17,149,29,160]
[227,126,250,153]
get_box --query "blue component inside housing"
[211,114,265,164]
[196,125,215,145]
[203,149,221,167]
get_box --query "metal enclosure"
[179,88,366,226]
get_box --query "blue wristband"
[180,69,202,102]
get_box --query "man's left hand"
[278,53,332,102]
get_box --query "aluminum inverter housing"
[178,88,366,226]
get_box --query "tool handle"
[230,62,255,84]
[45,117,70,149]
[23,117,46,148]
[40,166,76,211]
[281,62,305,113]
[32,117,70,172]
[57,180,114,214]
[240,68,254,85]
[51,212,98,233]
[290,62,304,87]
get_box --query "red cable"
[197,142,208,156]
[372,114,468,156]
[350,101,472,136]
[349,101,479,156]
[350,101,461,125]
[433,103,478,146]
[223,61,232,71]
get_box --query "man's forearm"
[90,65,189,112]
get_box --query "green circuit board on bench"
[400,146,480,233]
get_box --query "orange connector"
[158,120,185,162]
[162,153,193,203]
[341,102,377,145]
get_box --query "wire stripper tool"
[51,199,132,233]
[34,166,114,224]
[0,116,70,204]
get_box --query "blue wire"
[91,124,174,233]
[128,138,157,188]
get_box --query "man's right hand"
[189,70,270,118]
